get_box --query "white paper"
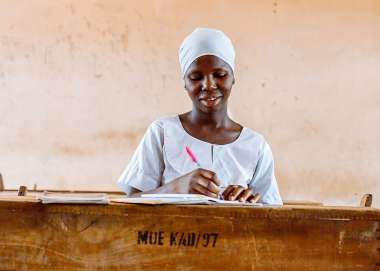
[40,192,108,204]
[112,194,262,206]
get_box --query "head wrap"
[178,27,235,77]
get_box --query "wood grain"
[0,200,379,270]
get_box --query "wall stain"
[55,128,145,157]
[94,129,145,146]
[55,145,92,157]
[120,26,129,52]
[68,4,76,15]
[273,0,278,14]
[83,17,91,29]
[94,2,105,10]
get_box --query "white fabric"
[117,116,282,205]
[178,27,236,77]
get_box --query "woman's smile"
[199,96,223,107]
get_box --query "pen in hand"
[185,146,225,199]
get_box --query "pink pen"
[185,146,225,199]
[185,146,201,168]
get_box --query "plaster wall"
[1,0,379,206]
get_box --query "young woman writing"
[118,28,282,204]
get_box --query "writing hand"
[222,185,260,203]
[175,168,221,198]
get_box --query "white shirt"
[117,116,282,205]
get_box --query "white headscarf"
[178,27,235,77]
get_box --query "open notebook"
[111,194,262,206]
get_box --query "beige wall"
[0,0,379,207]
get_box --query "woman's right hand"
[174,168,221,198]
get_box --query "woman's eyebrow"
[187,67,228,75]
[188,71,201,76]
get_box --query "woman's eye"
[189,75,202,81]
[214,73,226,78]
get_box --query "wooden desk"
[0,199,379,270]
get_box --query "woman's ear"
[183,81,188,91]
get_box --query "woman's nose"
[201,76,217,91]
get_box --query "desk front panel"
[0,202,379,270]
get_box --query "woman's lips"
[199,96,222,107]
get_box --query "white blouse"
[117,116,282,205]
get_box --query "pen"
[185,146,225,199]
[185,146,201,168]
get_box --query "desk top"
[0,192,379,220]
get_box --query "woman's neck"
[189,107,230,128]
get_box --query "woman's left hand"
[222,185,260,203]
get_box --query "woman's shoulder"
[146,115,182,136]
[149,115,179,129]
[240,126,265,142]
[140,116,182,146]
[237,126,269,151]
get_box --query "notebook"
[111,193,262,206]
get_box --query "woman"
[118,28,282,204]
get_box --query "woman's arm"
[128,168,221,198]
[118,119,221,198]
[117,120,165,194]
[248,140,282,205]
[127,180,180,197]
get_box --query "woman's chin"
[199,104,225,114]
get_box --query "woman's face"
[184,55,234,114]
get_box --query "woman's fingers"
[221,185,260,203]
[196,178,220,194]
[227,186,245,201]
[191,169,221,195]
[191,183,218,198]
[198,169,221,186]
[197,168,220,186]
[222,185,246,200]
[222,185,236,199]
[249,193,261,203]
[190,180,261,202]
[237,188,253,202]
